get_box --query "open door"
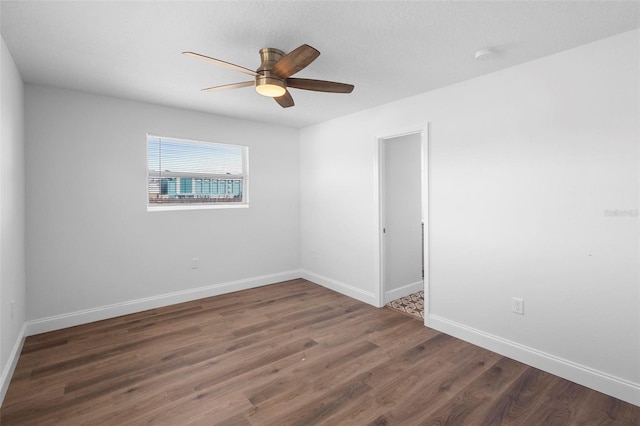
[379,129,427,309]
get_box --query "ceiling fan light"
[256,84,286,97]
[255,76,286,97]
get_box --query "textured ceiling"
[1,1,638,128]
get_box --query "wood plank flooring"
[2,279,638,425]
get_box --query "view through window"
[147,135,248,209]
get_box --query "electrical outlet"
[10,300,15,319]
[512,297,524,315]
[192,258,199,269]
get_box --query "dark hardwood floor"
[2,279,638,425]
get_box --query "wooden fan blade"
[183,51,259,77]
[271,44,320,79]
[287,78,354,93]
[202,81,255,92]
[274,90,294,108]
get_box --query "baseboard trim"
[0,322,27,406]
[384,280,423,304]
[26,270,302,336]
[427,314,640,407]
[300,269,377,306]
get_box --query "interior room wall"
[300,30,639,404]
[25,85,300,332]
[0,35,26,402]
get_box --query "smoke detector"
[474,48,492,61]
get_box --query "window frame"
[146,134,249,211]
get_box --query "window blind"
[147,135,247,208]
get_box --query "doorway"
[378,126,428,320]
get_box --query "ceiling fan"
[183,44,354,108]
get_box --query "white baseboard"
[300,269,377,306]
[427,314,640,407]
[1,322,27,406]
[384,280,423,304]
[26,270,302,336]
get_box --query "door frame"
[375,124,429,323]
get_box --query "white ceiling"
[1,1,638,128]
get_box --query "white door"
[382,133,423,304]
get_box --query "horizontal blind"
[147,135,247,207]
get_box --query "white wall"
[382,133,423,302]
[0,35,26,403]
[25,85,300,331]
[300,30,639,405]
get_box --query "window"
[147,135,248,210]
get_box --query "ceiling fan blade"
[183,51,259,77]
[202,81,255,92]
[287,78,354,93]
[274,90,294,108]
[271,44,320,79]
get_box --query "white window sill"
[147,203,249,212]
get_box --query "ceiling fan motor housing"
[256,48,287,95]
[257,48,285,73]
